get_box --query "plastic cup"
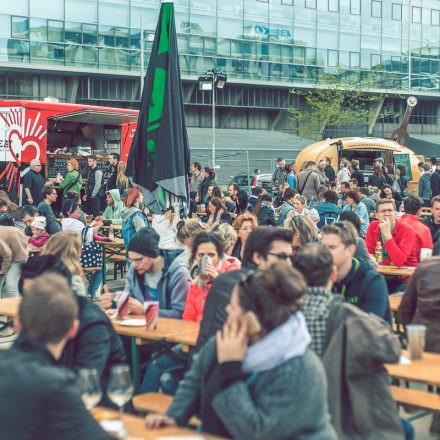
[420,248,432,261]
[406,324,426,360]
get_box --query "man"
[196,227,293,350]
[23,159,44,206]
[350,159,365,187]
[316,160,328,184]
[190,162,203,193]
[417,161,424,175]
[102,227,190,318]
[340,181,350,202]
[321,222,390,321]
[0,273,111,439]
[374,157,394,186]
[19,256,126,395]
[98,189,124,225]
[424,195,440,241]
[399,196,433,260]
[106,153,120,191]
[296,161,320,201]
[293,243,405,440]
[348,178,358,191]
[430,156,437,173]
[226,182,240,215]
[84,155,103,217]
[315,190,342,228]
[431,160,440,198]
[359,187,376,217]
[324,157,336,182]
[271,157,286,192]
[19,204,38,236]
[37,184,62,234]
[248,186,262,210]
[418,162,432,207]
[365,199,418,267]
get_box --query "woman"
[41,230,86,297]
[284,215,319,254]
[235,190,250,216]
[0,190,20,224]
[206,197,226,227]
[139,231,240,395]
[368,166,386,189]
[198,167,216,205]
[286,163,296,189]
[253,194,276,226]
[121,187,149,249]
[351,159,365,187]
[337,159,351,187]
[175,218,209,268]
[116,161,129,196]
[57,158,82,197]
[231,212,258,261]
[152,208,177,250]
[147,264,337,440]
[380,184,402,210]
[309,185,329,208]
[285,194,320,225]
[211,223,237,255]
[343,190,369,237]
[275,188,295,226]
[396,164,409,197]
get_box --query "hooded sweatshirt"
[102,189,124,225]
[333,257,391,322]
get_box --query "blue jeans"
[87,270,103,298]
[139,350,187,396]
[401,419,414,440]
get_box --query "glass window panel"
[244,21,269,41]
[175,12,190,33]
[316,48,326,65]
[371,54,381,68]
[422,8,431,25]
[281,45,293,62]
[270,3,293,21]
[293,46,305,63]
[318,11,339,27]
[382,19,401,37]
[432,10,440,26]
[30,19,47,42]
[218,18,242,39]
[65,0,97,22]
[269,44,281,61]
[190,0,216,14]
[294,8,317,25]
[362,34,380,50]
[256,43,268,61]
[1,1,28,15]
[317,29,338,49]
[115,28,129,48]
[0,15,11,39]
[371,1,382,18]
[329,0,339,12]
[204,37,216,55]
[340,32,360,51]
[306,0,317,9]
[382,37,401,54]
[218,0,243,15]
[306,47,316,64]
[177,34,188,52]
[130,7,159,30]
[189,35,203,54]
[98,25,114,46]
[217,38,230,56]
[99,2,129,27]
[340,13,360,31]
[243,41,256,58]
[392,3,401,21]
[328,49,338,66]
[83,24,97,45]
[281,0,293,5]
[231,41,243,58]
[412,7,421,23]
[130,28,140,49]
[190,14,216,36]
[360,52,371,68]
[12,17,29,39]
[294,27,316,46]
[65,22,82,44]
[350,0,360,15]
[30,0,64,20]
[350,51,359,67]
[244,0,268,19]
[317,0,328,10]
[269,24,293,43]
[48,20,63,42]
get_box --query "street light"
[198,68,227,168]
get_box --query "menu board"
[394,153,413,180]
[46,154,110,180]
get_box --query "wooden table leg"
[131,338,140,391]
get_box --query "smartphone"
[241,311,262,337]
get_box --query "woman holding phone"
[146,263,336,440]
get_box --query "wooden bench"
[132,393,200,427]
[83,266,101,274]
[391,386,440,413]
[107,254,127,279]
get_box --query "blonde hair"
[176,218,209,244]
[117,161,129,191]
[41,231,83,276]
[68,158,79,170]
[293,194,307,206]
[211,223,237,252]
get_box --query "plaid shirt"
[301,287,336,358]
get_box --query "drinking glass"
[77,368,102,410]
[107,364,133,423]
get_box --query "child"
[28,217,50,248]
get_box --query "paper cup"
[406,324,426,360]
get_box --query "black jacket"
[198,177,213,205]
[431,169,440,197]
[324,165,336,182]
[60,296,126,392]
[0,334,110,440]
[351,169,365,187]
[107,163,118,190]
[367,174,385,189]
[333,258,391,323]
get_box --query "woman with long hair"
[211,222,238,255]
[121,187,149,249]
[379,184,402,210]
[285,194,320,225]
[147,263,336,440]
[396,164,408,196]
[152,208,177,250]
[368,166,386,189]
[116,161,129,196]
[284,215,319,254]
[253,194,276,226]
[206,197,226,227]
[231,212,258,261]
[343,190,370,237]
[57,158,82,197]
[41,230,86,297]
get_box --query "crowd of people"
[0,154,439,439]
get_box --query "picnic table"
[97,238,126,284]
[0,297,19,318]
[376,265,416,278]
[389,294,403,314]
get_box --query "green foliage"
[288,74,391,140]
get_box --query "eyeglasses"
[128,256,146,265]
[268,252,292,261]
[377,209,395,214]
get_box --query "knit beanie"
[127,227,160,258]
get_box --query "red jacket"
[365,219,419,267]
[183,257,241,322]
[399,214,433,259]
[28,232,50,248]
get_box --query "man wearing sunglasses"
[195,226,293,350]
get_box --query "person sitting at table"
[37,184,62,235]
[146,263,337,440]
[61,200,104,299]
[121,187,149,250]
[28,216,50,248]
[379,184,403,210]
[293,244,410,440]
[18,204,38,236]
[283,215,319,255]
[18,256,126,406]
[101,227,190,319]
[211,222,238,255]
[56,158,83,198]
[0,199,15,226]
[139,231,240,395]
[0,273,111,439]
[175,218,209,269]
[253,193,276,226]
[424,195,440,242]
[152,207,178,250]
[97,189,124,225]
[205,197,226,227]
[343,190,369,237]
[230,212,258,261]
[315,189,342,228]
[321,222,391,321]
[275,188,296,226]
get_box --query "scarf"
[242,311,311,374]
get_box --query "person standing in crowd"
[198,167,216,205]
[121,187,149,249]
[115,161,129,196]
[336,159,351,187]
[343,190,369,237]
[57,158,82,198]
[368,166,386,189]
[315,190,342,228]
[0,273,111,439]
[254,194,276,226]
[190,162,204,193]
[248,186,262,211]
[148,264,337,440]
[84,155,103,217]
[430,156,437,173]
[350,159,365,187]
[315,160,329,184]
[106,153,120,191]
[321,222,390,321]
[175,218,209,268]
[231,212,258,261]
[324,157,336,182]
[424,195,440,241]
[430,159,440,198]
[152,208,178,250]
[271,157,286,193]
[98,189,124,225]
[396,164,409,197]
[296,161,320,202]
[37,184,62,234]
[23,159,44,206]
[418,162,432,207]
[286,162,297,188]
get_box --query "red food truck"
[0,100,139,202]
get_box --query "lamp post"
[198,68,227,168]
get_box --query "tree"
[288,74,391,140]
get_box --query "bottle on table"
[109,224,114,241]
[375,241,383,264]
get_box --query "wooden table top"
[97,238,125,247]
[376,265,416,277]
[385,350,440,387]
[166,328,199,347]
[389,295,403,313]
[0,297,20,318]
